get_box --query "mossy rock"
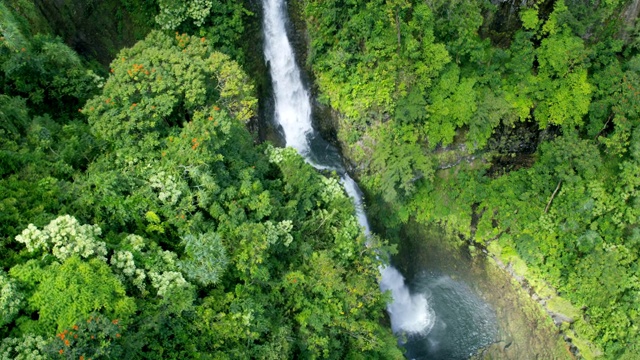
[568,328,604,360]
[547,296,581,322]
[486,240,502,258]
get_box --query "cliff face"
[32,0,152,66]
[622,0,640,41]
[624,0,640,24]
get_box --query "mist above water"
[403,271,498,360]
[380,266,436,335]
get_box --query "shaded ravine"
[261,0,499,358]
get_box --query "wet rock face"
[488,120,542,155]
[34,0,146,66]
[482,0,536,47]
[486,120,560,176]
[480,0,570,47]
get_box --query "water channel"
[261,0,500,357]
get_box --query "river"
[261,0,508,358]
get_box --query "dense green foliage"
[5,0,640,358]
[0,4,402,358]
[301,0,640,358]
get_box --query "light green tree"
[10,256,136,334]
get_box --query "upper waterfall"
[262,0,313,154]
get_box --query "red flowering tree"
[45,315,124,359]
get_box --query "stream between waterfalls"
[259,0,565,358]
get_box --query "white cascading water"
[262,0,313,154]
[262,0,435,337]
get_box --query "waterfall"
[262,0,313,155]
[262,0,434,337]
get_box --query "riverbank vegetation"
[301,0,640,358]
[0,2,403,358]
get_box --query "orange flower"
[213,106,220,111]
[91,335,95,339]
[59,349,64,354]
[74,334,78,339]
[116,333,121,338]
[73,324,79,330]
[112,319,119,325]
[110,68,114,73]
[80,356,85,360]
[64,339,70,346]
[201,37,206,43]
